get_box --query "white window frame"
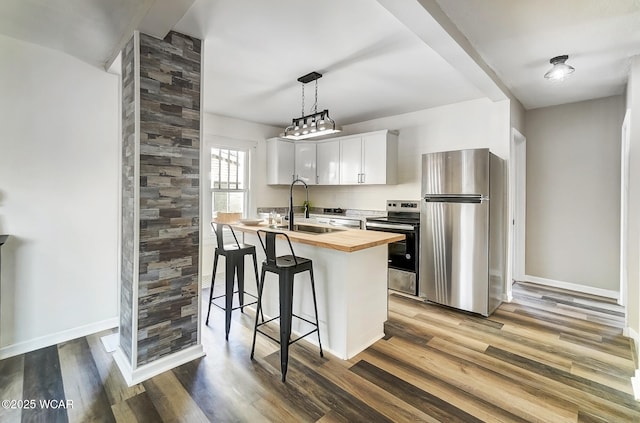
[200,135,256,289]
[210,145,250,220]
[201,135,256,246]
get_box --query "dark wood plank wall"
[119,33,136,364]
[119,30,202,369]
[136,31,201,366]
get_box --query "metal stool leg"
[237,255,245,313]
[251,267,267,359]
[224,255,236,341]
[279,272,295,382]
[206,250,220,325]
[308,267,323,357]
[251,251,264,322]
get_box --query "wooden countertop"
[227,222,404,253]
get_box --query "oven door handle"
[366,222,416,231]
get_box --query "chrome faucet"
[288,178,309,230]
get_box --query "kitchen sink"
[292,224,345,235]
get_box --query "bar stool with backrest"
[206,222,262,340]
[251,229,323,382]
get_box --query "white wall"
[0,35,120,357]
[200,99,510,280]
[524,96,625,293]
[200,113,281,279]
[510,96,526,134]
[625,56,640,359]
[306,98,510,210]
[204,99,509,217]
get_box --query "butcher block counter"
[226,222,403,360]
[228,222,404,252]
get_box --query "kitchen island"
[228,222,403,359]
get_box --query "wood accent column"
[116,31,204,385]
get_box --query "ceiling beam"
[376,0,509,102]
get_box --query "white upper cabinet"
[267,130,397,185]
[339,135,363,184]
[316,140,340,185]
[266,138,294,185]
[339,130,398,185]
[294,142,317,185]
[362,131,397,184]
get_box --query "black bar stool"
[206,222,262,340]
[250,230,323,382]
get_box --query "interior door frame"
[620,109,630,309]
[506,128,526,302]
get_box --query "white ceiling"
[1,0,639,126]
[172,0,487,127]
[435,0,640,110]
[0,0,155,69]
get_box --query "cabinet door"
[294,143,317,185]
[316,140,340,185]
[362,132,387,184]
[266,138,294,185]
[339,136,363,184]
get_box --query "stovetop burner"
[366,200,421,226]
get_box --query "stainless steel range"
[365,201,420,296]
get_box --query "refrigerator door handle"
[423,194,487,204]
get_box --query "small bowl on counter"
[238,218,264,226]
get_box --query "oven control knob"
[405,254,411,259]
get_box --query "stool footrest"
[254,329,280,345]
[210,290,258,312]
[254,328,319,347]
[254,313,320,347]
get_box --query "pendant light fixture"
[282,71,341,140]
[544,55,575,81]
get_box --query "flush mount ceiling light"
[544,55,575,81]
[282,71,341,140]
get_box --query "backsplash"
[256,206,386,220]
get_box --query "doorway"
[620,110,630,310]
[507,128,526,302]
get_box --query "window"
[211,147,248,216]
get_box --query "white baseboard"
[114,344,206,387]
[522,275,619,300]
[345,333,385,360]
[623,325,638,345]
[100,332,119,352]
[0,317,118,360]
[626,326,640,400]
[632,370,640,401]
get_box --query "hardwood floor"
[1,281,638,422]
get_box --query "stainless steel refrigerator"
[419,148,504,316]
